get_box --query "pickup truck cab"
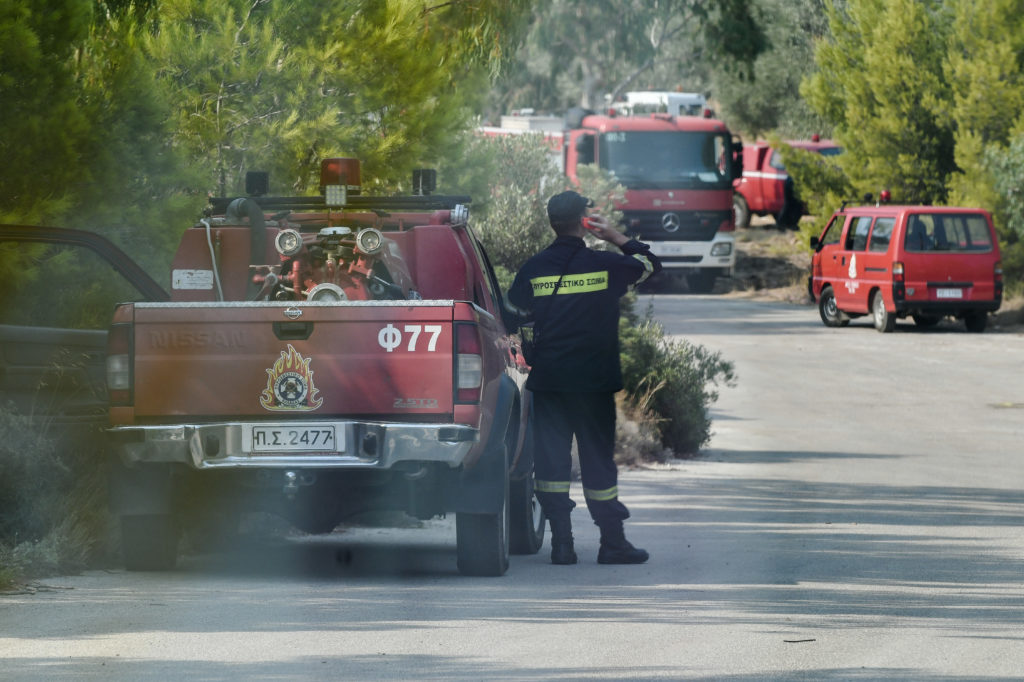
[104,159,543,575]
[733,137,841,229]
[810,204,1003,333]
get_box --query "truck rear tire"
[121,514,180,571]
[456,465,510,576]
[733,194,750,229]
[509,475,544,555]
[964,311,988,333]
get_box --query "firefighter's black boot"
[548,514,578,565]
[597,521,649,564]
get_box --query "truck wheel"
[913,314,942,328]
[686,271,716,294]
[733,194,750,229]
[509,474,544,555]
[964,312,988,333]
[121,514,180,571]
[456,466,510,576]
[872,291,895,333]
[818,286,849,327]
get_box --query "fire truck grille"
[622,210,728,242]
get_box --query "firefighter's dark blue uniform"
[508,234,661,527]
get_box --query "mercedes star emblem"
[661,212,681,233]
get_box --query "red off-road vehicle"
[1,159,544,576]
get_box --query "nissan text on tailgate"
[107,159,544,575]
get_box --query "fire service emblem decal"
[260,344,323,412]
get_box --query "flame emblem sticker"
[260,344,323,412]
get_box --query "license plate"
[936,288,963,299]
[247,424,340,453]
[649,242,687,256]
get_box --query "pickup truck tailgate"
[130,301,456,418]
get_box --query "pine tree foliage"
[146,0,532,196]
[804,0,954,205]
[944,0,1024,210]
[0,0,92,222]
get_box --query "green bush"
[619,302,737,455]
[0,406,112,588]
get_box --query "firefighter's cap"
[547,190,593,225]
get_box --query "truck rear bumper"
[109,421,479,470]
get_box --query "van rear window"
[904,213,993,253]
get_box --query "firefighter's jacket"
[508,235,660,393]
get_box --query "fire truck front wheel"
[733,194,751,229]
[686,271,717,294]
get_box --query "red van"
[810,205,1002,332]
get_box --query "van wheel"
[733,194,750,229]
[964,312,988,333]
[818,286,848,327]
[872,291,895,333]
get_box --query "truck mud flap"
[455,374,517,515]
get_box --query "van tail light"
[106,322,133,406]
[892,261,906,301]
[454,322,483,403]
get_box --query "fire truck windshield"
[599,131,731,190]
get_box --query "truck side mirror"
[731,140,744,181]
[809,236,820,251]
[575,134,595,165]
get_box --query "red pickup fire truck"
[732,136,841,229]
[102,159,543,576]
[482,104,742,293]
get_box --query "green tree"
[147,0,533,197]
[714,0,832,138]
[803,0,955,204]
[944,0,1024,210]
[0,0,93,223]
[487,0,765,118]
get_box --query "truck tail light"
[106,322,133,406]
[892,262,905,301]
[454,322,482,403]
[995,261,1003,298]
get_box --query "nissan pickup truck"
[104,159,543,576]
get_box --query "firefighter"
[508,190,661,564]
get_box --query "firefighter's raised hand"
[583,214,628,246]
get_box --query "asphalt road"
[2,296,1023,680]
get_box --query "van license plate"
[248,424,339,452]
[936,288,963,299]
